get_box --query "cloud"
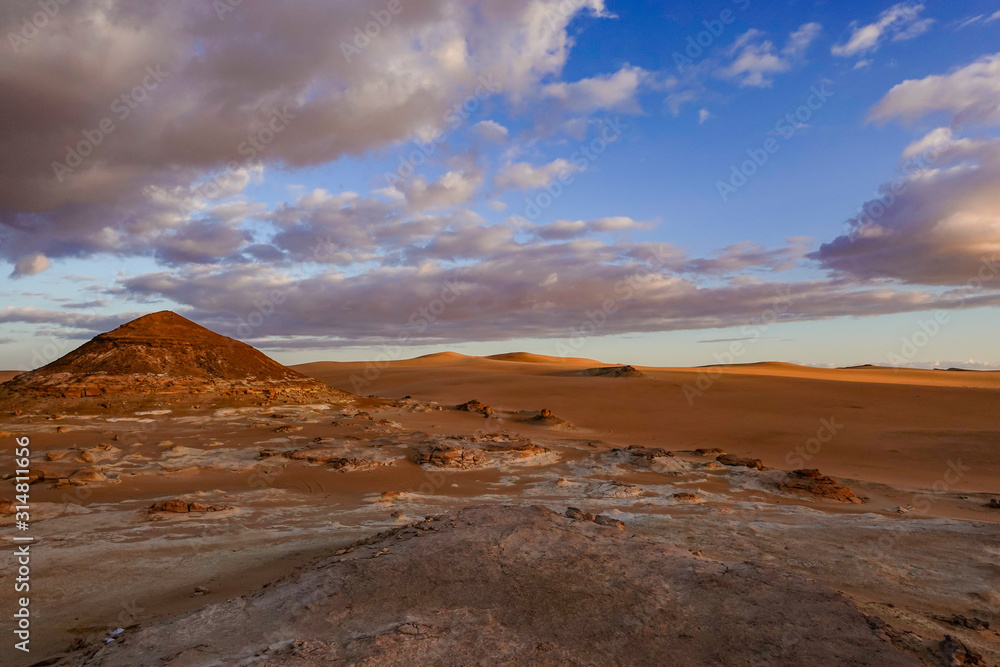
[0,306,141,332]
[719,23,822,88]
[811,133,1000,285]
[399,170,484,212]
[534,217,653,241]
[814,81,1000,289]
[813,55,1000,287]
[541,65,651,113]
[472,120,509,142]
[869,52,1000,126]
[698,109,711,124]
[104,255,1000,347]
[832,3,933,58]
[0,0,613,264]
[495,158,585,190]
[10,254,50,278]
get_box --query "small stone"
[566,507,595,522]
[593,515,626,530]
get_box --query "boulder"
[694,448,726,457]
[593,515,626,530]
[717,454,766,470]
[68,468,107,485]
[777,469,862,504]
[565,507,595,522]
[150,499,191,513]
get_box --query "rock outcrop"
[62,505,920,666]
[0,311,345,410]
[455,399,493,417]
[717,454,766,470]
[147,499,229,515]
[582,364,645,378]
[777,469,863,504]
[416,437,552,469]
[527,408,572,428]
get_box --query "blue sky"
[2,0,999,370]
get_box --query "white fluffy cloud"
[495,158,586,190]
[10,253,50,278]
[719,23,822,88]
[869,52,1000,126]
[472,120,509,142]
[541,65,651,113]
[832,3,933,58]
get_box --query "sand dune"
[484,351,603,365]
[297,355,1000,491]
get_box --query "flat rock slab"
[61,505,919,666]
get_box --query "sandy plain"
[1,354,998,664]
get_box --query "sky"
[1,0,999,371]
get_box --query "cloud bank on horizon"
[1,0,999,367]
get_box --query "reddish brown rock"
[938,635,985,666]
[565,507,595,522]
[593,515,626,529]
[416,439,551,469]
[777,469,863,504]
[717,454,766,470]
[694,448,726,457]
[612,445,675,462]
[68,468,107,485]
[582,365,646,378]
[149,499,192,514]
[528,408,571,428]
[147,499,230,515]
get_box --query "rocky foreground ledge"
[57,505,918,666]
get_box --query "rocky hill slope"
[0,311,344,410]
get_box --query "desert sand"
[0,317,998,665]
